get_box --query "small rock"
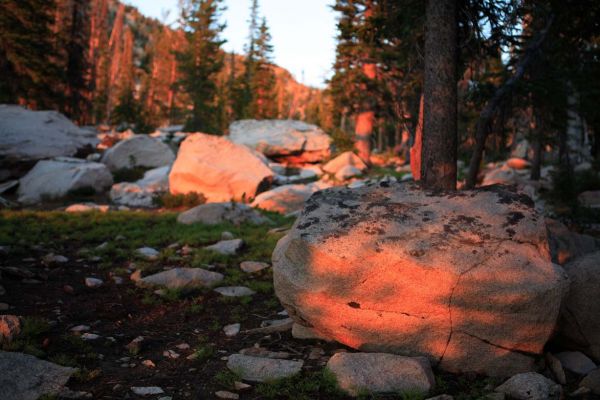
[43,253,69,265]
[136,247,160,260]
[214,286,255,297]
[142,359,156,368]
[240,261,270,273]
[580,368,600,395]
[81,333,100,341]
[215,391,239,399]
[495,372,561,400]
[112,276,124,285]
[234,381,251,390]
[126,336,144,355]
[326,352,435,397]
[176,343,190,350]
[221,231,235,240]
[555,351,597,375]
[131,386,164,396]
[571,386,592,397]
[84,277,103,288]
[137,267,224,290]
[130,269,143,282]
[63,284,74,294]
[226,354,303,382]
[291,323,330,341]
[224,323,241,337]
[205,239,244,255]
[163,349,180,359]
[0,315,21,343]
[70,325,90,333]
[240,347,290,359]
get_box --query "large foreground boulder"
[273,183,568,377]
[229,120,332,164]
[18,157,113,204]
[169,133,274,202]
[557,252,600,362]
[101,135,175,172]
[0,105,98,162]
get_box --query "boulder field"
[273,182,569,377]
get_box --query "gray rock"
[226,354,303,382]
[251,182,331,215]
[136,247,159,259]
[273,183,568,377]
[495,372,561,400]
[205,239,244,255]
[240,261,270,273]
[131,386,165,396]
[546,219,600,265]
[84,277,103,288]
[0,315,21,343]
[545,353,566,385]
[177,202,269,226]
[101,135,174,172]
[555,351,597,375]
[221,231,235,240]
[110,165,170,208]
[0,105,98,163]
[18,158,113,205]
[557,252,600,361]
[223,323,241,337]
[137,268,224,290]
[580,368,600,395]
[0,350,76,400]
[215,390,239,399]
[326,352,435,397]
[214,286,255,297]
[335,165,363,181]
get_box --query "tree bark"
[421,0,458,190]
[410,94,424,180]
[355,62,376,164]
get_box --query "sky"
[125,0,338,88]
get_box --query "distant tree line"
[0,0,319,134]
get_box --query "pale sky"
[125,0,337,88]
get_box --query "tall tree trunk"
[355,62,376,163]
[421,0,457,190]
[410,94,424,180]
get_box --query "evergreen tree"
[0,0,62,108]
[234,0,278,120]
[178,0,226,133]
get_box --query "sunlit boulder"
[18,157,113,204]
[169,133,274,203]
[252,181,331,215]
[273,182,568,377]
[229,119,332,164]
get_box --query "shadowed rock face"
[273,182,569,377]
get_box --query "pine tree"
[0,0,62,108]
[178,0,226,133]
[249,17,277,119]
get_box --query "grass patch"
[256,369,342,400]
[154,192,206,209]
[213,369,241,389]
[2,317,51,358]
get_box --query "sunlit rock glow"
[273,182,569,377]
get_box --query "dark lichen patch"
[303,203,319,214]
[347,301,361,309]
[481,184,535,208]
[330,214,350,222]
[506,228,516,237]
[409,249,426,257]
[504,211,525,226]
[364,226,385,235]
[297,217,320,230]
[380,181,390,188]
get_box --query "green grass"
[1,317,50,358]
[154,192,207,209]
[256,369,343,400]
[0,210,292,267]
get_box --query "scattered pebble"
[142,359,156,368]
[205,239,244,255]
[214,286,256,297]
[43,253,69,265]
[131,387,164,396]
[81,333,101,341]
[63,285,74,294]
[84,277,103,288]
[240,261,270,273]
[163,350,180,359]
[176,343,190,350]
[223,323,241,337]
[221,231,235,240]
[70,325,90,333]
[226,354,303,382]
[234,381,251,390]
[136,247,160,260]
[215,390,239,399]
[126,336,144,355]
